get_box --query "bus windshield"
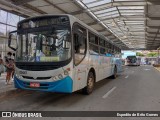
[127,56,137,63]
[16,27,71,62]
[127,56,137,59]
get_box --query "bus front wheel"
[82,72,95,95]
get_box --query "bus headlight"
[15,74,21,79]
[58,74,63,79]
[64,70,69,75]
[52,71,69,81]
[52,76,58,81]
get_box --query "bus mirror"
[8,31,17,51]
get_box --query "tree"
[136,52,144,56]
[147,52,158,57]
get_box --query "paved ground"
[154,66,160,72]
[0,65,160,120]
[0,73,15,95]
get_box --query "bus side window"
[75,35,86,54]
[74,33,80,53]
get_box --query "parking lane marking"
[102,87,116,99]
[144,68,150,71]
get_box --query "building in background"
[0,9,25,58]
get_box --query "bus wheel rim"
[88,76,94,90]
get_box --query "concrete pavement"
[0,73,16,95]
[0,65,160,120]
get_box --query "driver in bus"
[50,36,58,56]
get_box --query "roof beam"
[70,10,85,15]
[23,4,46,14]
[89,1,146,12]
[88,16,120,26]
[97,29,107,32]
[146,38,160,41]
[148,17,160,20]
[146,44,159,46]
[10,0,35,5]
[148,38,160,41]
[71,9,144,16]
[71,1,145,15]
[110,38,118,41]
[43,0,67,14]
[146,41,160,43]
[0,0,36,17]
[147,32,160,34]
[104,33,113,36]
[147,26,160,29]
[88,21,99,26]
[148,0,160,5]
[82,15,156,27]
[95,9,118,16]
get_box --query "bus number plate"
[30,83,40,88]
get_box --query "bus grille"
[22,76,51,80]
[16,65,59,71]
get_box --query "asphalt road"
[0,65,160,120]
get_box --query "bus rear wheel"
[82,72,95,95]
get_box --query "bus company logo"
[2,112,11,117]
[1,112,42,117]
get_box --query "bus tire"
[82,72,95,95]
[111,66,117,79]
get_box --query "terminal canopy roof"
[1,0,160,50]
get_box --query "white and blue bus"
[8,15,122,94]
[125,56,140,66]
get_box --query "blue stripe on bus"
[14,76,73,93]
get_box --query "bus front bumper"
[14,76,73,93]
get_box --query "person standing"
[5,59,14,85]
[0,54,4,77]
[12,53,15,60]
[11,59,15,80]
[7,52,12,59]
[0,59,3,77]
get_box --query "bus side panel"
[72,55,89,91]
[103,56,112,79]
[115,58,124,73]
[98,55,104,81]
[89,54,99,82]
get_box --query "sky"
[122,50,136,59]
